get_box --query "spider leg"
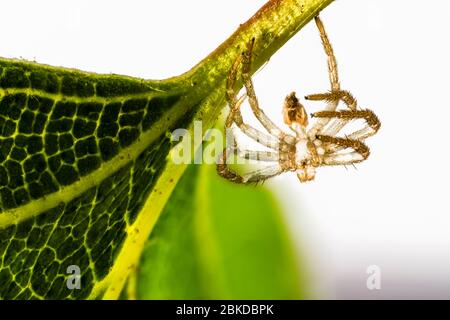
[305,90,357,110]
[305,91,357,137]
[306,16,341,137]
[225,49,285,150]
[229,95,281,149]
[320,118,349,137]
[242,164,284,184]
[241,39,295,144]
[315,16,340,91]
[235,148,280,162]
[216,148,283,184]
[316,134,370,166]
[322,150,367,166]
[217,147,246,183]
[312,109,381,140]
[307,20,380,140]
[224,128,280,162]
[306,91,356,137]
[232,111,282,150]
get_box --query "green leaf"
[0,0,332,299]
[136,164,305,299]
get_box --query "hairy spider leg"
[306,90,357,110]
[316,134,370,166]
[315,107,380,156]
[313,109,381,154]
[306,90,358,137]
[306,89,380,155]
[307,16,341,137]
[315,16,340,91]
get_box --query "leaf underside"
[0,59,193,299]
[0,0,333,299]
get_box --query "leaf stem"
[169,0,334,89]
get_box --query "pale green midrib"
[92,79,230,299]
[0,87,168,104]
[0,96,191,228]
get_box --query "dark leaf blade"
[0,59,192,299]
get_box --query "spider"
[216,16,381,184]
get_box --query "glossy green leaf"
[136,164,305,299]
[0,0,332,299]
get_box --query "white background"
[2,0,450,299]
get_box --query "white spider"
[217,16,380,184]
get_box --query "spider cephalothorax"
[217,16,380,184]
